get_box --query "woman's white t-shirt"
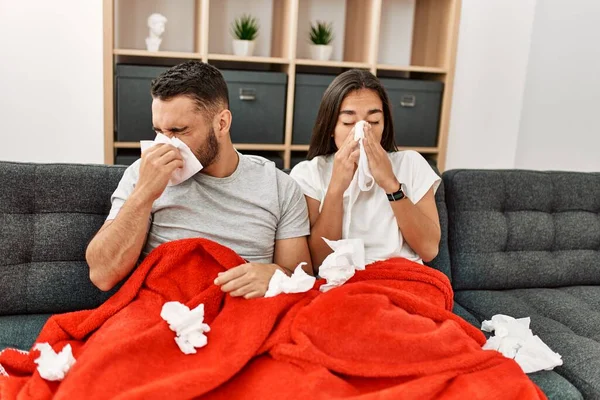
[290,150,441,265]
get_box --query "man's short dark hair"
[151,60,229,119]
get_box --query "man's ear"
[213,109,232,138]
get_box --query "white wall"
[445,0,537,170]
[0,0,104,164]
[514,0,600,172]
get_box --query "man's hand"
[136,144,184,202]
[214,263,280,299]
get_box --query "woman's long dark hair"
[307,69,397,160]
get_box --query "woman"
[290,69,441,271]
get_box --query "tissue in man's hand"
[140,133,203,186]
[481,314,563,373]
[161,301,210,354]
[353,121,375,191]
[264,262,316,298]
[33,343,76,381]
[319,238,365,292]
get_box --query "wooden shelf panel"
[398,146,439,154]
[290,144,310,151]
[376,64,447,74]
[114,142,287,151]
[207,53,289,64]
[234,144,286,151]
[113,49,203,59]
[295,59,371,69]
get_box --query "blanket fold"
[0,239,545,400]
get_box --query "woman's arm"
[385,185,440,262]
[305,189,344,269]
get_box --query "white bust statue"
[146,13,167,52]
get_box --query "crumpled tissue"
[353,121,375,191]
[319,238,365,292]
[160,301,211,354]
[481,314,563,373]
[264,262,316,297]
[33,343,76,381]
[140,133,203,186]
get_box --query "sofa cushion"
[0,162,126,316]
[444,170,600,290]
[455,288,600,399]
[0,313,52,350]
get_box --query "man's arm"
[86,144,183,291]
[86,193,153,291]
[214,236,312,299]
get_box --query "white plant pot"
[310,44,333,61]
[232,40,256,57]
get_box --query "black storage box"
[379,78,443,147]
[222,70,287,144]
[116,65,287,145]
[116,65,168,142]
[292,73,336,145]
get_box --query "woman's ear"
[213,109,232,138]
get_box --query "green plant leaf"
[230,14,260,41]
[309,21,334,45]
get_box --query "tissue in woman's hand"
[318,238,365,292]
[140,133,203,186]
[33,343,76,381]
[353,121,375,191]
[481,314,563,373]
[264,262,316,298]
[160,302,210,354]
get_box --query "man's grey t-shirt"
[107,154,310,263]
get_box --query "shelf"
[378,0,416,66]
[398,147,439,154]
[234,144,286,151]
[376,64,447,74]
[208,54,289,64]
[295,59,371,69]
[114,142,141,149]
[113,49,203,59]
[115,142,287,151]
[290,145,310,151]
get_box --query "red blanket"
[0,239,545,400]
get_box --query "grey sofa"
[0,161,598,399]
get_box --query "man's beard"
[194,126,219,167]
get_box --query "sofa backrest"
[0,162,126,316]
[443,169,600,291]
[425,175,451,280]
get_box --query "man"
[86,61,312,298]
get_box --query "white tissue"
[33,343,76,381]
[140,133,203,186]
[318,238,365,292]
[353,121,375,191]
[264,262,316,298]
[481,314,563,373]
[160,302,211,354]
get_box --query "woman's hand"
[329,128,360,195]
[363,124,399,193]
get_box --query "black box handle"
[239,88,256,101]
[400,95,416,108]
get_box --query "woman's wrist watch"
[386,182,406,201]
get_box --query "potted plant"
[309,21,334,61]
[231,14,259,57]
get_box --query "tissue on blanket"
[264,262,316,298]
[140,133,203,186]
[482,314,563,373]
[318,238,365,292]
[353,121,375,191]
[160,302,211,354]
[33,343,75,381]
